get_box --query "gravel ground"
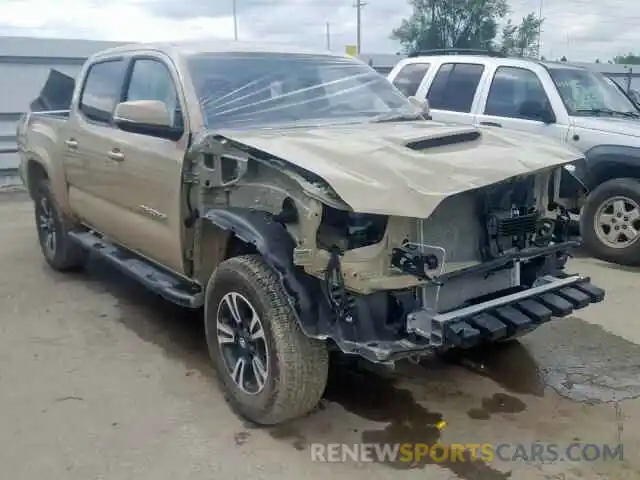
[2,191,640,480]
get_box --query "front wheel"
[205,254,329,425]
[581,178,640,266]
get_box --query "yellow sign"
[345,45,357,56]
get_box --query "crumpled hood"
[572,116,640,138]
[216,121,584,218]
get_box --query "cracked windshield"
[3,0,640,480]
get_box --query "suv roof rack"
[408,48,506,58]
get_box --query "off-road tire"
[33,178,86,271]
[205,254,329,425]
[581,178,640,266]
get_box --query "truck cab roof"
[90,40,348,62]
[399,49,592,73]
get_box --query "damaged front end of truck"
[182,122,604,365]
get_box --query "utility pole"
[326,22,331,50]
[354,0,367,54]
[536,0,543,58]
[232,0,238,40]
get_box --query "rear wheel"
[33,178,86,271]
[205,254,329,425]
[581,178,640,265]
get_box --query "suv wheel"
[205,254,329,425]
[581,178,640,265]
[34,178,86,271]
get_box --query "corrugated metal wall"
[0,36,124,173]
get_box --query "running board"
[68,231,204,308]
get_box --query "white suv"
[388,49,640,266]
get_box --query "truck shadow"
[80,255,543,479]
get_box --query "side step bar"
[407,274,605,349]
[68,231,204,309]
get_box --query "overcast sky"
[0,0,638,62]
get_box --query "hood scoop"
[405,129,481,151]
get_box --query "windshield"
[186,52,422,129]
[547,66,639,116]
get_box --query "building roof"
[0,35,125,59]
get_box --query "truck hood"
[572,116,640,138]
[215,121,584,218]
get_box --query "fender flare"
[581,145,640,189]
[202,208,329,336]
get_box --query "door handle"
[107,149,125,162]
[64,139,78,149]
[479,121,502,127]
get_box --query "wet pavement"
[2,192,640,480]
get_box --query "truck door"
[419,62,486,125]
[101,55,189,274]
[64,57,130,234]
[473,65,570,143]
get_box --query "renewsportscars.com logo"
[310,442,624,464]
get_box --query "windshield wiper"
[575,108,640,119]
[370,111,425,123]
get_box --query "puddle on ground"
[323,357,512,479]
[444,341,546,397]
[451,316,640,404]
[468,393,527,420]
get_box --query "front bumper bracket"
[406,274,604,349]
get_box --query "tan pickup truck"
[17,41,604,425]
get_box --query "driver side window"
[124,58,183,128]
[484,66,552,121]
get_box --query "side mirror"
[519,101,556,124]
[408,95,432,120]
[113,100,183,140]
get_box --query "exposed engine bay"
[318,171,577,319]
[187,127,601,364]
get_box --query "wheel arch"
[200,208,323,337]
[583,145,640,190]
[22,150,72,217]
[25,158,49,198]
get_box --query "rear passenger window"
[484,67,551,120]
[392,63,430,97]
[79,59,127,124]
[427,63,485,113]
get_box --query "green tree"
[499,13,543,57]
[392,0,542,57]
[612,53,640,65]
[391,0,508,53]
